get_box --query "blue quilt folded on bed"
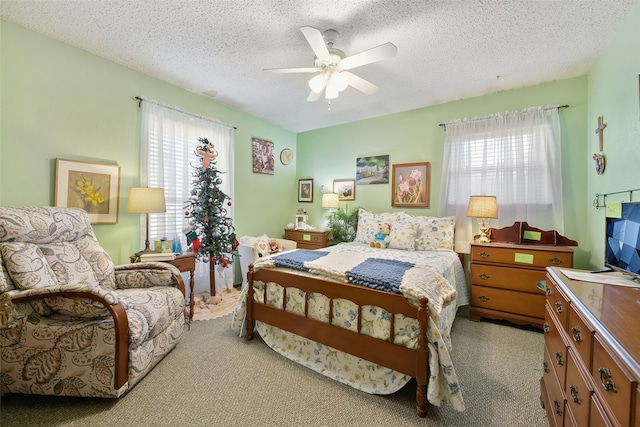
[345,258,414,294]
[272,250,329,272]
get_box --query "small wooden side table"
[283,229,329,249]
[130,252,197,320]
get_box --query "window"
[139,100,235,291]
[439,107,563,252]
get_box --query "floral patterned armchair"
[0,206,186,398]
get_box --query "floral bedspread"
[231,243,468,411]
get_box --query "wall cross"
[595,116,606,151]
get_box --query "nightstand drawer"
[470,264,546,294]
[471,285,546,318]
[471,245,572,268]
[283,229,328,249]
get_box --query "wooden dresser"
[283,229,329,250]
[470,241,573,328]
[541,267,640,427]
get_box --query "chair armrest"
[114,262,186,297]
[6,289,129,390]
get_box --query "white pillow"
[388,221,419,251]
[354,208,405,244]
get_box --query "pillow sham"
[412,215,456,251]
[388,221,419,251]
[354,208,405,244]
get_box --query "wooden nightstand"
[469,240,573,328]
[283,229,329,249]
[131,252,196,320]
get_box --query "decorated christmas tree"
[184,137,238,269]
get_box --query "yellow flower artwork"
[67,171,110,214]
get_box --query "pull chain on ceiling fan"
[263,26,397,102]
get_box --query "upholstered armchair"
[0,206,186,398]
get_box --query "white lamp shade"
[325,82,339,99]
[466,195,498,218]
[321,193,340,209]
[127,187,167,213]
[308,74,327,93]
[331,72,349,92]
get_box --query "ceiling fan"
[264,26,397,102]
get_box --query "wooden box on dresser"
[541,267,640,427]
[283,229,328,250]
[470,241,574,328]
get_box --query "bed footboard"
[245,265,431,417]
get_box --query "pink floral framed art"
[391,162,430,207]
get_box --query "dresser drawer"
[565,347,592,426]
[543,343,566,427]
[590,393,615,427]
[283,230,328,249]
[592,335,634,427]
[567,302,594,370]
[471,285,546,318]
[471,245,572,268]
[547,275,570,331]
[545,303,569,386]
[470,264,546,294]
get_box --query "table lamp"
[467,195,498,243]
[321,193,340,212]
[127,187,166,255]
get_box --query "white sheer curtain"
[140,100,235,293]
[439,106,563,253]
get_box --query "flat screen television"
[605,201,640,278]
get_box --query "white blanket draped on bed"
[231,243,468,412]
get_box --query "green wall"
[0,20,297,264]
[297,77,590,267]
[3,1,639,273]
[586,3,640,269]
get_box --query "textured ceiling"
[1,0,637,132]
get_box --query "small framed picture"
[252,137,275,174]
[391,162,430,207]
[333,179,356,201]
[298,178,313,203]
[55,158,121,223]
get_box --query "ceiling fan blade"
[307,91,322,102]
[263,67,318,74]
[340,42,397,70]
[342,71,379,95]
[300,26,331,62]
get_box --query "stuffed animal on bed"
[370,223,391,248]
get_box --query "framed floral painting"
[55,158,121,223]
[391,162,430,207]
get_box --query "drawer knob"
[478,273,490,280]
[548,257,564,265]
[478,295,490,302]
[571,326,583,343]
[553,400,562,416]
[542,361,549,373]
[555,301,564,313]
[545,287,552,296]
[598,367,617,393]
[569,385,581,404]
[542,323,550,334]
[555,351,563,366]
[478,251,490,258]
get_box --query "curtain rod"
[134,96,237,130]
[438,104,569,129]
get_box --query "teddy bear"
[370,223,391,248]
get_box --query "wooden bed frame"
[245,265,432,417]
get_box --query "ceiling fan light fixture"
[331,72,349,92]
[325,82,339,99]
[308,74,327,93]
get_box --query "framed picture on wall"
[391,162,430,207]
[54,158,121,224]
[298,178,313,203]
[333,179,356,201]
[355,155,389,185]
[252,137,275,174]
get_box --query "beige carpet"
[191,287,241,321]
